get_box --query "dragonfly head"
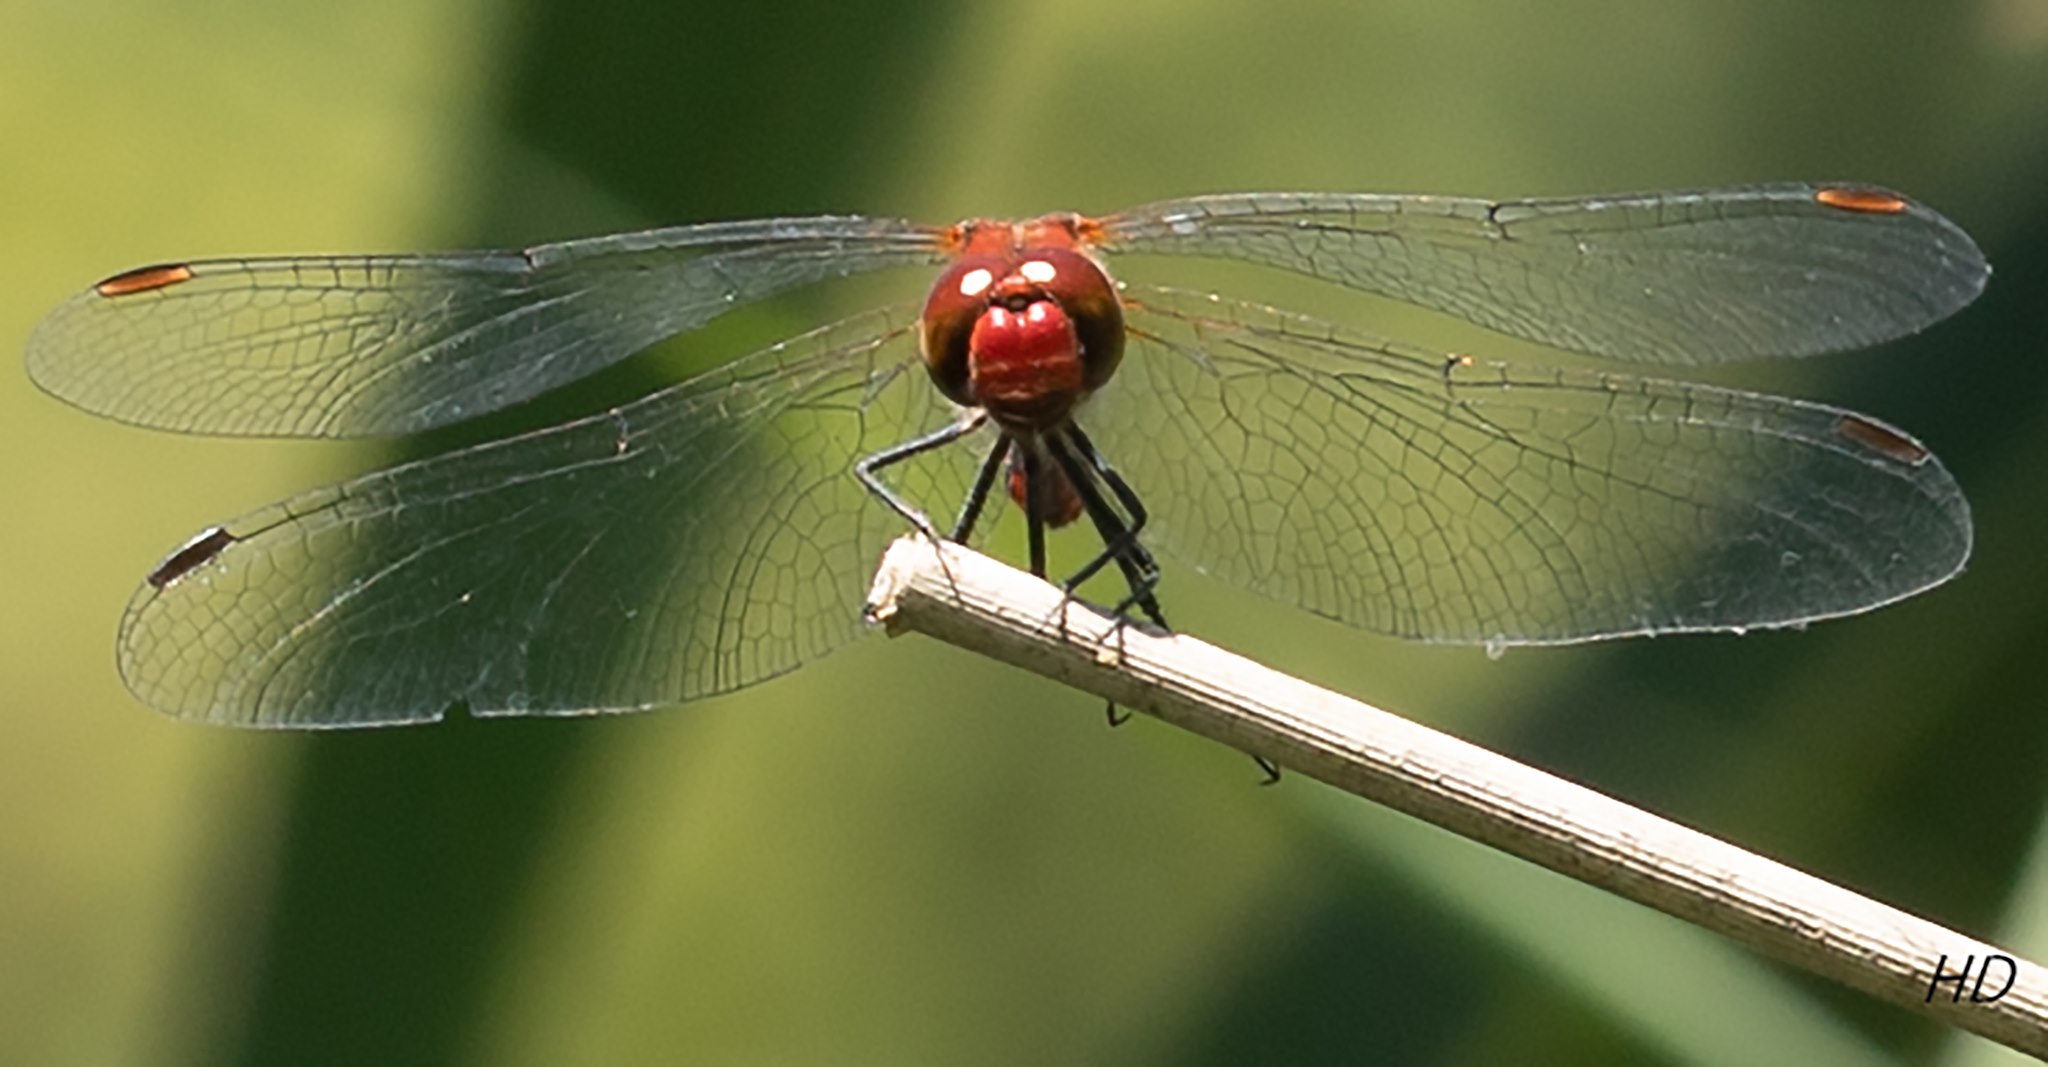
[919,230,1125,431]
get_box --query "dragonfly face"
[25,184,1988,726]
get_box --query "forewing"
[28,217,944,437]
[1097,185,1987,364]
[118,306,987,725]
[1088,287,1970,644]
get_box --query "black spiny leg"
[949,434,1011,544]
[857,413,989,606]
[1044,428,1166,629]
[856,413,988,536]
[1055,426,1278,783]
[1019,440,1050,580]
[1042,439,1149,728]
[1042,426,1171,731]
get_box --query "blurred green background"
[6,1,2048,1064]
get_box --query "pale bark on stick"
[863,535,2048,1057]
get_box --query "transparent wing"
[1087,286,1970,644]
[117,306,992,726]
[27,217,945,437]
[1096,184,1988,364]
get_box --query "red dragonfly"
[27,184,1986,727]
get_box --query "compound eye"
[1020,248,1124,386]
[920,255,1008,405]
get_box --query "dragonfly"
[26,183,1987,728]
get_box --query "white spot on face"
[1019,259,1057,284]
[958,268,994,298]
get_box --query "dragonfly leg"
[949,435,1010,544]
[1042,426,1171,731]
[1054,427,1285,780]
[1045,425,1166,628]
[856,412,987,542]
[859,413,991,608]
[1019,443,1050,579]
